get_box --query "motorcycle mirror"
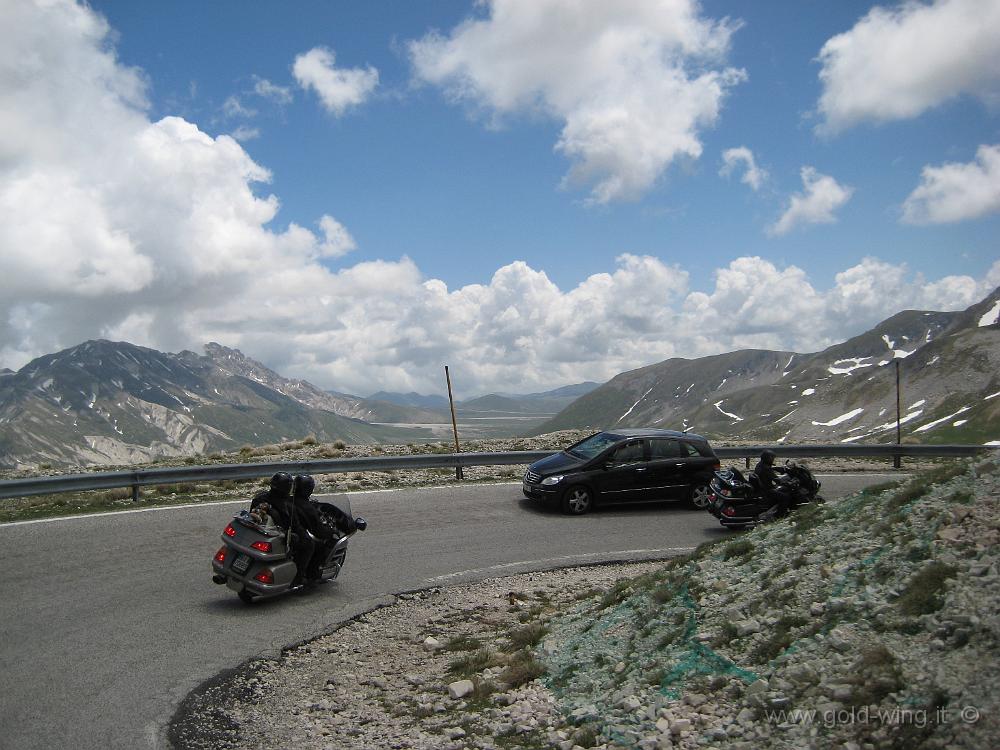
[354,517,367,531]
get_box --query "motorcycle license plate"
[232,553,251,574]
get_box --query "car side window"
[649,439,681,459]
[609,441,644,464]
[679,442,701,457]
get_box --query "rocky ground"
[170,458,999,750]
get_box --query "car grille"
[524,470,542,484]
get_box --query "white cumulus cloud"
[317,215,357,258]
[768,167,854,236]
[720,146,767,191]
[293,46,379,116]
[409,0,745,204]
[252,76,292,105]
[816,0,1000,134]
[901,143,1000,224]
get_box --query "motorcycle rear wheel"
[238,589,256,605]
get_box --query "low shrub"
[447,648,500,678]
[896,562,957,616]
[444,635,482,652]
[506,622,548,651]
[500,652,547,688]
[723,540,754,561]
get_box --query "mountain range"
[1,289,996,468]
[0,342,444,468]
[0,341,598,468]
[530,288,1000,445]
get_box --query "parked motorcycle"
[212,496,367,604]
[707,460,822,529]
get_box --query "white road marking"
[425,547,697,583]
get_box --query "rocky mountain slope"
[0,341,434,468]
[533,289,1000,445]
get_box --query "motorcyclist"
[753,450,791,518]
[291,474,336,584]
[249,472,294,529]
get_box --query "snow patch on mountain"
[828,357,872,375]
[978,300,1000,327]
[618,387,653,423]
[713,401,744,421]
[812,408,864,427]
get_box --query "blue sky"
[92,0,998,290]
[1,0,998,395]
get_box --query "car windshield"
[566,431,621,460]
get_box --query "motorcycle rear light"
[713,461,721,470]
[722,506,736,517]
[251,541,272,553]
[214,547,227,563]
[224,524,237,537]
[254,569,274,584]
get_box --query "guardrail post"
[131,473,141,502]
[893,452,902,470]
[745,456,751,470]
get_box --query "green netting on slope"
[654,585,759,699]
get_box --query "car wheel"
[689,483,711,509]
[561,485,593,515]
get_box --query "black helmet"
[269,471,293,496]
[294,474,316,499]
[761,450,776,465]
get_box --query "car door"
[645,438,686,500]
[592,439,650,502]
[676,440,717,491]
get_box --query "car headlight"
[541,475,564,485]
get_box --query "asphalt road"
[0,473,898,750]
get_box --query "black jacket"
[292,496,336,542]
[753,460,783,491]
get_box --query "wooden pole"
[445,365,463,480]
[894,360,902,469]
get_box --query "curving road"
[0,474,896,749]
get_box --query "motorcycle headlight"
[541,475,564,485]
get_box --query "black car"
[522,429,720,515]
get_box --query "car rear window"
[684,441,713,457]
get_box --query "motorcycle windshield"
[316,493,352,518]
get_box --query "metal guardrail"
[0,451,554,500]
[0,444,995,501]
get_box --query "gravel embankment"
[170,458,999,750]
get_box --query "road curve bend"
[0,475,894,749]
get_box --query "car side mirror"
[354,517,367,531]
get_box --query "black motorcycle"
[707,460,822,529]
[212,496,366,604]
